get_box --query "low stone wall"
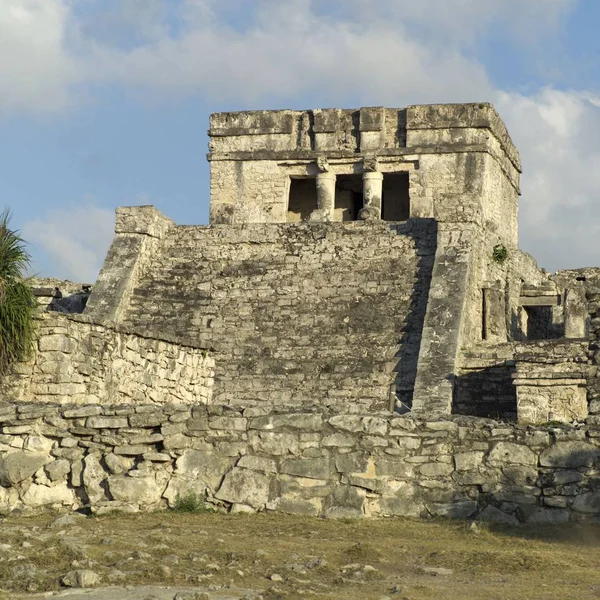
[4,314,214,406]
[1,402,600,524]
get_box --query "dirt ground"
[1,510,600,600]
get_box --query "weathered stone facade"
[2,102,600,520]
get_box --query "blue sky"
[1,0,599,281]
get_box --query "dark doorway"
[287,178,317,222]
[335,174,362,221]
[382,172,410,221]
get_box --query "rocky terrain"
[1,511,600,600]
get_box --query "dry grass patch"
[1,512,600,599]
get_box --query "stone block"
[209,417,247,431]
[86,417,128,429]
[249,414,323,432]
[324,486,365,518]
[376,459,414,478]
[419,462,454,477]
[249,431,299,456]
[63,406,103,419]
[38,335,78,353]
[162,434,190,450]
[114,445,155,456]
[83,453,108,504]
[280,457,332,480]
[175,450,234,491]
[161,421,187,435]
[572,492,600,513]
[105,453,134,474]
[143,452,171,462]
[45,459,71,482]
[107,475,165,507]
[335,452,369,474]
[427,501,478,519]
[237,455,277,473]
[454,452,484,471]
[539,442,600,468]
[215,467,271,509]
[21,481,76,507]
[0,451,50,486]
[129,413,165,428]
[322,434,355,448]
[487,442,537,467]
[23,435,53,453]
[187,417,209,431]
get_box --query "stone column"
[360,171,383,220]
[564,286,587,338]
[311,172,336,222]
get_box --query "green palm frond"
[0,210,36,375]
[0,210,31,282]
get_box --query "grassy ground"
[1,510,600,599]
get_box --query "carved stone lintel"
[316,156,329,173]
[363,156,379,173]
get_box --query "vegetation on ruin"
[172,491,216,513]
[492,243,508,264]
[0,210,36,375]
[2,512,600,599]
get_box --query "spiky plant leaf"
[0,210,36,375]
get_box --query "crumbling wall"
[3,313,214,406]
[1,401,600,525]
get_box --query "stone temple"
[2,103,600,522]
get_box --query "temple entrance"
[287,177,317,222]
[382,172,410,221]
[334,174,362,221]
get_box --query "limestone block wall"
[1,402,600,525]
[116,220,436,411]
[513,341,590,425]
[3,314,214,406]
[208,104,521,241]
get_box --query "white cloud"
[91,19,492,106]
[497,89,600,270]
[22,202,114,282]
[0,0,78,114]
[3,0,600,274]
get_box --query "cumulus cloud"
[3,0,600,273]
[22,202,114,282]
[0,0,78,114]
[497,89,600,270]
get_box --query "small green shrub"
[492,244,508,264]
[172,491,216,513]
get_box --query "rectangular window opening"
[482,289,487,341]
[334,174,362,221]
[382,172,410,221]
[287,177,317,222]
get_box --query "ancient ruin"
[2,103,600,523]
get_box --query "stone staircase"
[121,221,435,411]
